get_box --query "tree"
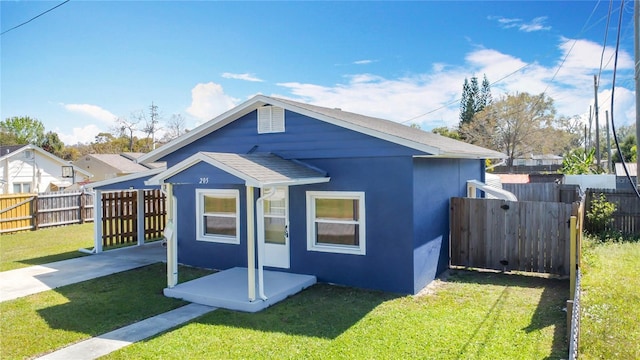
[431,126,461,140]
[40,131,65,157]
[163,114,187,141]
[559,148,602,174]
[613,133,636,163]
[114,116,140,152]
[0,116,45,145]
[460,92,557,167]
[459,74,492,129]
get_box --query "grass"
[0,223,94,271]
[104,270,568,360]
[0,263,212,359]
[579,235,640,359]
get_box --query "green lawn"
[580,237,640,359]
[0,223,94,271]
[0,263,212,359]
[104,270,568,360]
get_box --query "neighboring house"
[0,144,92,194]
[73,152,165,181]
[94,95,504,296]
[615,162,637,191]
[494,154,563,174]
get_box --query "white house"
[0,145,92,194]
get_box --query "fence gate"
[450,197,579,275]
[101,189,166,247]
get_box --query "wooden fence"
[0,191,94,234]
[584,188,640,235]
[502,183,582,203]
[450,197,582,275]
[100,189,166,247]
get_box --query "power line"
[608,0,640,198]
[0,0,71,36]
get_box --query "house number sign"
[199,177,209,184]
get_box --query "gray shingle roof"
[88,154,150,173]
[138,94,505,163]
[199,152,328,187]
[272,97,505,159]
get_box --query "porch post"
[165,183,178,288]
[94,190,103,253]
[246,186,256,301]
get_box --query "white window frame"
[196,189,241,244]
[258,105,285,134]
[13,182,32,194]
[306,191,366,255]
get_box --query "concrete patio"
[164,267,316,312]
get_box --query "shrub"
[585,193,617,235]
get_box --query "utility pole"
[594,75,601,169]
[606,110,612,173]
[635,0,639,187]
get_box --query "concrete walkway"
[36,303,216,360]
[0,242,166,302]
[2,242,218,359]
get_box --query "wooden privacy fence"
[100,189,166,247]
[502,183,582,204]
[450,197,582,275]
[0,191,94,234]
[585,188,640,235]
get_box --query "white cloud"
[57,124,103,145]
[186,82,239,123]
[221,72,263,82]
[353,59,375,65]
[490,16,551,32]
[62,103,117,123]
[275,38,636,131]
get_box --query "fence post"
[137,189,145,246]
[94,190,103,253]
[32,194,39,230]
[79,189,85,224]
[569,215,577,300]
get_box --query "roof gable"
[138,95,505,163]
[0,144,92,178]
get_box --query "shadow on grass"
[18,250,90,267]
[191,283,400,340]
[448,269,568,359]
[35,264,211,336]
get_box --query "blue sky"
[1,1,637,145]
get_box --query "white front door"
[263,187,290,268]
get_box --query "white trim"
[306,191,366,256]
[195,189,241,244]
[145,152,330,188]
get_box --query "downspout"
[164,183,178,288]
[255,187,276,301]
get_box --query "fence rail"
[450,197,581,275]
[585,188,640,235]
[0,191,94,234]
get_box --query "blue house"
[127,95,503,310]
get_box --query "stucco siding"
[412,158,484,293]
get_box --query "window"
[196,189,240,244]
[306,191,366,255]
[13,182,32,194]
[258,105,285,134]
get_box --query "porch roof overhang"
[145,152,330,188]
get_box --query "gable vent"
[258,106,285,134]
